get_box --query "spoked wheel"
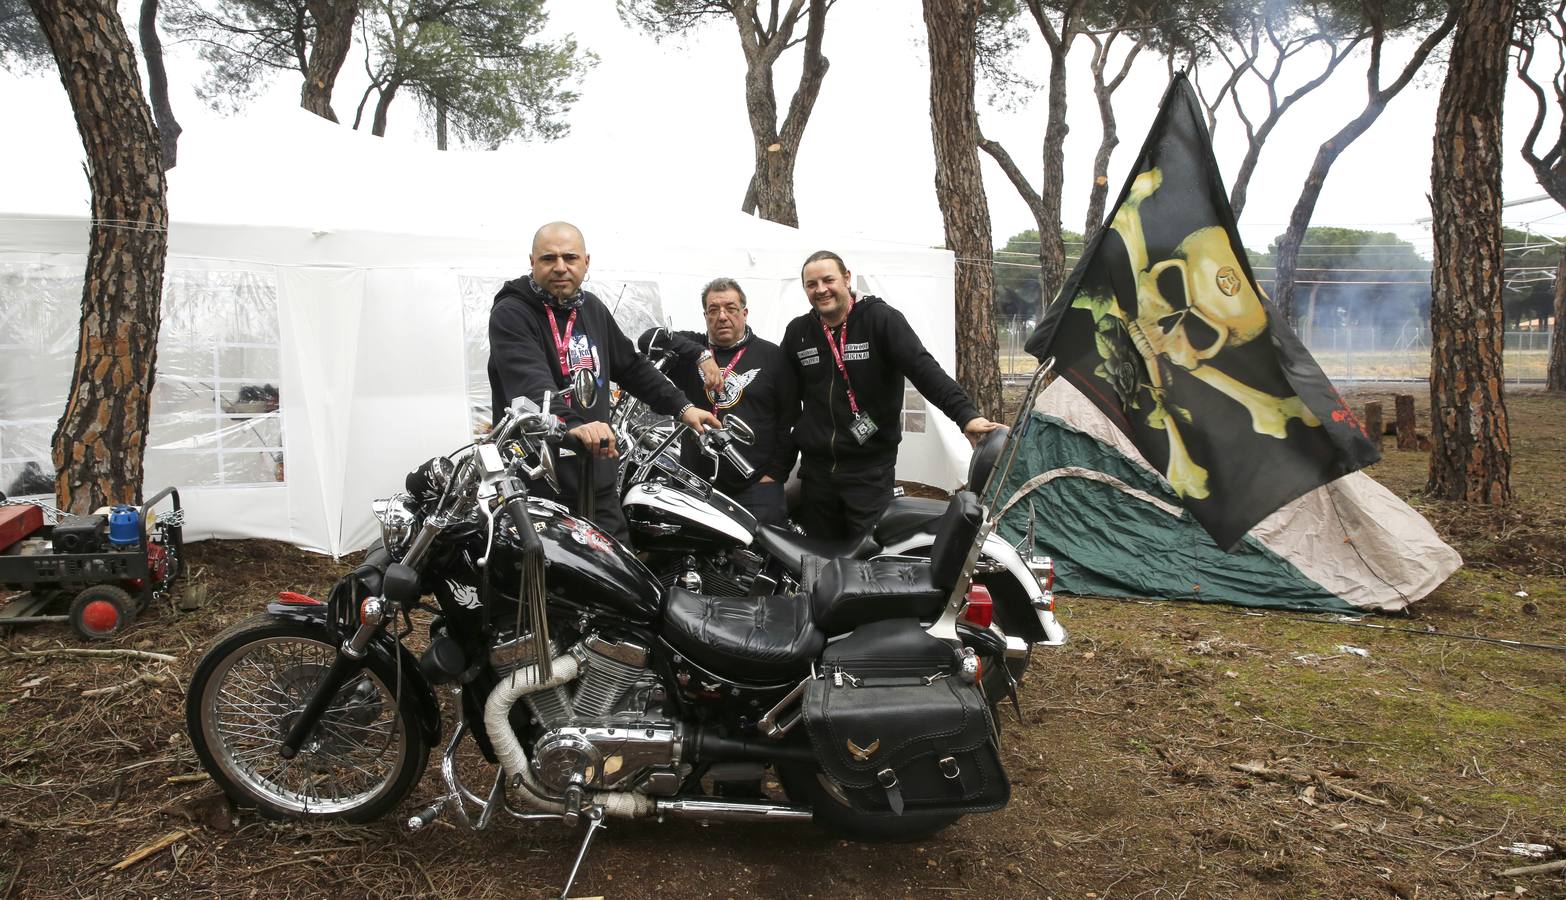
[776,763,962,843]
[186,614,428,822]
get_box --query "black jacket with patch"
[646,326,798,494]
[489,278,689,486]
[781,295,980,473]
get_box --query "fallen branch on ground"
[1229,761,1389,807]
[111,829,189,871]
[81,669,174,698]
[4,648,176,664]
[1499,859,1566,877]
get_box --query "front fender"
[263,600,442,748]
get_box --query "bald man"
[488,222,719,542]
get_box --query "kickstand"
[557,804,606,900]
[1006,671,1024,722]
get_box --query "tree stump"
[1363,402,1384,451]
[1395,394,1418,450]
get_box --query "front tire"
[776,763,963,842]
[186,614,429,822]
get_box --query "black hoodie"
[642,326,798,494]
[489,277,689,486]
[781,295,980,473]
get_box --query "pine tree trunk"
[301,0,357,122]
[436,94,448,150]
[1425,0,1514,504]
[1036,37,1069,309]
[1548,252,1566,392]
[735,0,827,228]
[1271,12,1455,321]
[137,0,179,170]
[923,0,1000,421]
[371,79,400,137]
[27,0,169,513]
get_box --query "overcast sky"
[2,0,1561,257]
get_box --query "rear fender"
[262,599,442,747]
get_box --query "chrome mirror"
[724,415,755,444]
[571,369,597,409]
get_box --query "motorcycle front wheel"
[186,614,429,822]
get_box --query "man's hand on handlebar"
[681,407,722,433]
[569,421,618,459]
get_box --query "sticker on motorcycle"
[569,522,613,553]
[445,579,481,610]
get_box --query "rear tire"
[776,763,962,842]
[186,614,429,822]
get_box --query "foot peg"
[407,799,448,832]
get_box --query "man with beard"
[640,277,797,527]
[783,250,1000,539]
[488,222,720,542]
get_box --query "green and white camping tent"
[992,379,1462,614]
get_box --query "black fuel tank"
[486,499,662,626]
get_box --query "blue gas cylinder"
[107,505,140,547]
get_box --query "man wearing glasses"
[641,278,797,527]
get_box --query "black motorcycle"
[185,363,1057,898]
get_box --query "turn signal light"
[961,583,994,629]
[276,591,322,606]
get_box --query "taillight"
[961,583,994,629]
[1040,557,1055,592]
[276,591,322,606]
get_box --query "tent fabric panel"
[337,269,473,552]
[1249,471,1462,612]
[1029,378,1460,612]
[995,413,1356,612]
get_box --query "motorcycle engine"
[519,634,683,797]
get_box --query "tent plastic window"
[0,260,284,495]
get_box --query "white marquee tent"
[0,111,973,556]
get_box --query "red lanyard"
[544,307,578,378]
[706,346,749,414]
[818,310,862,415]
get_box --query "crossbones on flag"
[1025,74,1379,550]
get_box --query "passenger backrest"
[927,491,984,591]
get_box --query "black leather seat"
[809,559,944,636]
[754,525,880,579]
[660,589,824,683]
[871,496,947,546]
[809,491,985,637]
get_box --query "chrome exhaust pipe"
[654,798,813,823]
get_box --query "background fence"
[995,317,1557,384]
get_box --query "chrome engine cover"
[521,634,683,795]
[531,724,681,793]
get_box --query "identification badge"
[849,412,878,445]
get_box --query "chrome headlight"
[371,493,417,554]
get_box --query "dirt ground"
[2,386,1563,899]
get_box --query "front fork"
[278,594,391,758]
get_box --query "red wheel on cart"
[69,585,134,641]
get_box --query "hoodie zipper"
[828,361,839,474]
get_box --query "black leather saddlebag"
[802,619,1009,817]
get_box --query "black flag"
[1026,74,1379,550]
